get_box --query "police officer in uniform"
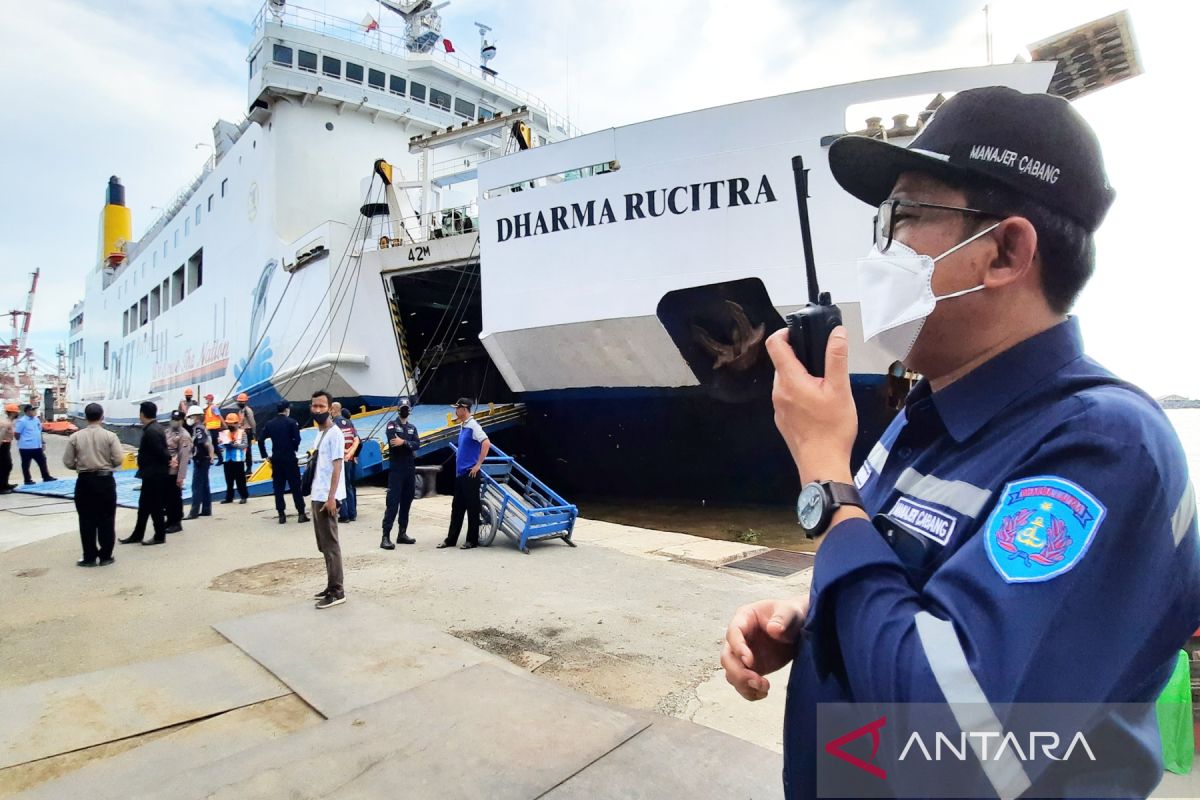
[380,404,418,549]
[63,402,124,566]
[258,401,309,524]
[119,401,170,546]
[721,88,1200,799]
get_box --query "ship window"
[184,218,190,236]
[410,82,426,102]
[139,296,149,326]
[322,56,341,78]
[172,266,185,305]
[174,229,179,247]
[368,68,385,90]
[273,44,293,67]
[129,303,138,331]
[429,88,451,111]
[195,206,201,225]
[478,106,495,121]
[123,310,129,336]
[389,75,405,96]
[103,341,109,371]
[346,62,363,83]
[161,278,171,311]
[454,97,475,118]
[187,249,204,294]
[162,241,167,258]
[150,287,161,320]
[221,178,227,197]
[207,194,213,211]
[153,252,157,269]
[249,54,257,78]
[298,49,317,73]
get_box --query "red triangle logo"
[824,715,887,780]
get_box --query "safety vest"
[203,404,222,430]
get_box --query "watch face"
[797,483,825,530]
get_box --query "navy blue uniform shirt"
[783,318,1200,799]
[258,414,302,462]
[385,417,419,466]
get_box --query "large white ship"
[70,3,1139,502]
[67,1,573,428]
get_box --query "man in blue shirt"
[438,397,490,550]
[14,404,55,484]
[722,87,1200,798]
[258,401,309,525]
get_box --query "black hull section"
[499,377,897,505]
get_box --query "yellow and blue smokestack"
[98,175,131,267]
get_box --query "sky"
[2,0,1197,397]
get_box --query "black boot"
[278,512,287,524]
[297,511,310,524]
[396,534,416,544]
[380,534,395,550]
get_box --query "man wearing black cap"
[438,398,489,550]
[381,404,419,549]
[259,401,309,524]
[721,87,1200,799]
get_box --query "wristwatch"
[796,481,864,539]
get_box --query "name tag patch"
[887,496,957,546]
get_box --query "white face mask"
[856,222,999,362]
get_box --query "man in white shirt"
[309,390,347,609]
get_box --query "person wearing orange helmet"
[218,412,249,504]
[0,403,19,493]
[236,392,256,478]
[177,387,195,419]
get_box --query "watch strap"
[826,481,864,510]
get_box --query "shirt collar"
[924,317,1084,444]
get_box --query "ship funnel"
[98,176,132,269]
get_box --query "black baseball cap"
[828,86,1115,232]
[453,397,473,409]
[170,409,185,421]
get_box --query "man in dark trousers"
[119,401,170,546]
[14,404,55,484]
[0,403,17,492]
[438,398,490,550]
[63,403,124,566]
[259,401,309,524]
[381,404,418,549]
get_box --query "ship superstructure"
[67,1,571,427]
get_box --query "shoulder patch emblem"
[984,476,1106,584]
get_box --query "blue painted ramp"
[15,403,524,508]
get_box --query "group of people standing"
[0,403,57,491]
[57,389,494,615]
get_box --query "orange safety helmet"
[184,388,194,396]
[236,392,249,402]
[205,393,215,401]
[4,403,18,413]
[224,412,241,424]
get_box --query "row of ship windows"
[261,44,495,121]
[118,179,228,302]
[122,249,204,338]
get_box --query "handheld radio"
[784,155,842,376]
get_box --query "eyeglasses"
[873,199,1001,253]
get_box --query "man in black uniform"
[119,401,170,546]
[258,401,309,525]
[381,404,419,549]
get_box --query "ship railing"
[123,157,216,266]
[252,1,579,139]
[383,203,479,245]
